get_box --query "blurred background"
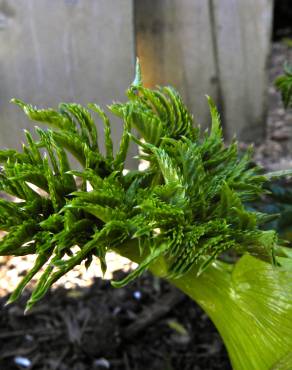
[0,1,292,370]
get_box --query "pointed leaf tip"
[131,58,142,88]
[206,95,216,107]
[10,98,24,107]
[265,169,292,180]
[4,298,12,307]
[24,299,35,314]
[24,307,30,315]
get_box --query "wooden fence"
[0,0,137,166]
[0,0,274,167]
[135,0,274,141]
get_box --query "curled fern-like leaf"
[0,59,286,312]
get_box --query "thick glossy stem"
[168,263,263,370]
[116,242,292,370]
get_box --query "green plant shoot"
[0,61,292,369]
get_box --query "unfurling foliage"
[275,62,292,109]
[0,61,282,312]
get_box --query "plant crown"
[0,62,280,311]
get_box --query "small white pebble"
[94,358,110,368]
[133,291,142,300]
[25,334,34,342]
[112,306,121,316]
[14,356,31,368]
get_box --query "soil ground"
[0,42,291,370]
[0,271,231,370]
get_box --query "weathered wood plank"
[212,0,274,142]
[135,0,219,130]
[0,0,136,166]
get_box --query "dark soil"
[0,271,231,370]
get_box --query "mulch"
[0,271,231,370]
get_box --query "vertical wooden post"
[0,0,274,146]
[0,0,136,166]
[135,0,219,131]
[211,0,274,142]
[135,0,273,142]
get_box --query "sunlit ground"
[0,229,137,297]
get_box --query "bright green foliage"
[0,63,283,312]
[2,61,292,370]
[275,62,292,109]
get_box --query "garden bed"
[0,271,230,370]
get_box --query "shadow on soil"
[0,270,231,370]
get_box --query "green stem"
[116,242,292,370]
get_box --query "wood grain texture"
[135,0,273,141]
[135,0,219,131]
[0,0,136,166]
[212,0,274,142]
[0,0,274,150]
